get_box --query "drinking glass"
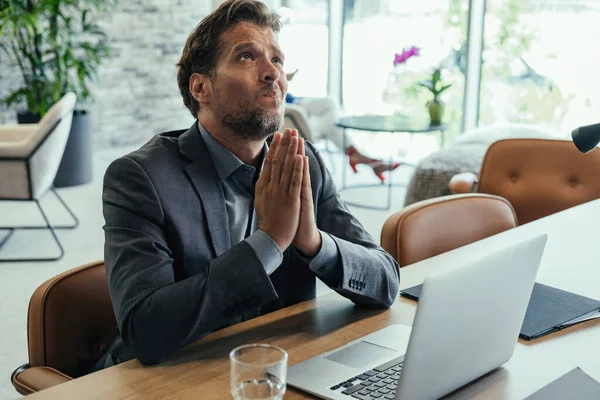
[230,344,288,400]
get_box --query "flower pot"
[427,99,445,125]
[17,110,41,124]
[54,110,93,187]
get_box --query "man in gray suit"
[95,0,400,370]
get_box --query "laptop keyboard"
[329,355,404,400]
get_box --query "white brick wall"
[0,0,215,147]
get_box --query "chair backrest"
[381,194,517,267]
[29,92,77,199]
[284,103,314,142]
[27,260,117,378]
[477,138,600,224]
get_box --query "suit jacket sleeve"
[102,156,279,365]
[309,143,400,307]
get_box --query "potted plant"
[0,0,115,187]
[418,67,453,125]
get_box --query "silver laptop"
[287,234,547,400]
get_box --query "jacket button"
[319,267,326,273]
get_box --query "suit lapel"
[179,123,230,257]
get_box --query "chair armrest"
[0,124,38,143]
[0,124,39,158]
[12,364,73,395]
[449,172,479,194]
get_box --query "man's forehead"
[221,22,281,52]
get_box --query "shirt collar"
[197,121,268,182]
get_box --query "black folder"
[399,282,600,340]
[524,367,600,399]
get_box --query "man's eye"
[272,57,283,65]
[240,53,253,60]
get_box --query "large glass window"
[341,0,469,140]
[277,0,330,97]
[478,0,600,135]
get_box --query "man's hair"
[176,0,282,118]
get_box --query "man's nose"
[261,60,281,83]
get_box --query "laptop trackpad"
[324,341,398,369]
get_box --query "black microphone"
[572,122,600,153]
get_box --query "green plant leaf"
[4,88,29,107]
[2,0,117,112]
[21,12,38,38]
[418,80,434,92]
[82,9,88,29]
[437,83,453,95]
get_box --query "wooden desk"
[29,200,600,399]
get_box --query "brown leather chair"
[449,138,600,224]
[381,194,517,267]
[11,261,116,395]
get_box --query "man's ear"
[190,73,212,105]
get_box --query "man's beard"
[213,86,283,140]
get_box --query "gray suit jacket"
[96,122,400,369]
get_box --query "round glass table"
[335,115,448,210]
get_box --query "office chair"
[381,193,517,267]
[11,260,116,395]
[449,138,600,224]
